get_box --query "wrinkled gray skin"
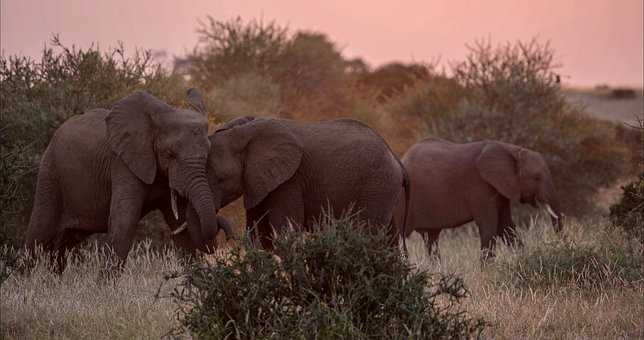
[25,90,233,272]
[207,116,409,249]
[394,137,562,260]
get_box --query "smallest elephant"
[395,137,562,260]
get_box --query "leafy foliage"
[610,173,644,243]
[167,215,484,339]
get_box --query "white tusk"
[170,189,179,221]
[545,204,558,219]
[172,222,188,235]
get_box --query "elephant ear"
[475,142,521,201]
[106,91,172,184]
[242,119,303,209]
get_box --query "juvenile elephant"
[25,90,233,272]
[395,137,562,259]
[205,116,409,249]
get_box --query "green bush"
[610,173,644,243]
[0,36,184,247]
[167,215,484,339]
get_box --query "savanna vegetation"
[1,16,642,339]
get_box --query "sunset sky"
[1,0,642,87]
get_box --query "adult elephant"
[204,116,409,249]
[395,137,562,259]
[25,90,233,272]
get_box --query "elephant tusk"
[172,222,188,235]
[170,189,179,221]
[545,204,558,220]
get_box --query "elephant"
[202,116,409,250]
[25,89,233,272]
[394,137,562,260]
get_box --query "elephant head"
[206,117,303,210]
[105,90,232,252]
[476,142,563,231]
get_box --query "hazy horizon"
[1,0,642,87]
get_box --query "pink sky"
[1,0,642,87]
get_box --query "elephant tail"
[400,163,410,256]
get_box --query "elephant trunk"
[184,166,220,252]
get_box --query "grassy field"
[2,215,642,339]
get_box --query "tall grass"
[2,217,642,339]
[408,216,643,339]
[0,242,184,339]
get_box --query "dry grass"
[408,216,644,339]
[0,242,184,339]
[2,217,642,339]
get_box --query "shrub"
[276,31,356,118]
[176,16,289,90]
[166,215,485,339]
[610,173,644,243]
[608,88,637,99]
[452,39,565,117]
[205,71,281,119]
[358,62,433,102]
[0,36,184,247]
[615,117,644,172]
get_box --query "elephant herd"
[25,89,562,272]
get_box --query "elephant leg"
[25,163,62,255]
[472,203,500,263]
[358,183,400,245]
[107,162,147,268]
[498,199,520,247]
[246,179,304,251]
[52,228,92,274]
[423,230,441,258]
[246,205,274,250]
